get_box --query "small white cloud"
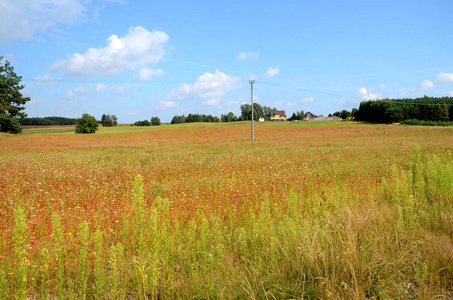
[379,83,386,89]
[301,97,314,103]
[166,70,241,100]
[434,72,453,84]
[33,73,52,81]
[264,66,280,77]
[50,26,169,77]
[272,101,295,110]
[418,80,434,91]
[357,87,381,100]
[134,67,164,81]
[237,51,260,61]
[203,98,220,106]
[449,91,453,97]
[158,100,178,109]
[334,98,345,104]
[65,90,75,99]
[95,83,107,92]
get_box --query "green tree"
[75,113,99,134]
[0,56,30,133]
[111,115,118,126]
[151,116,161,126]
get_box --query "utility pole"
[249,80,255,141]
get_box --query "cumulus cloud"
[50,26,169,77]
[237,51,260,61]
[449,91,453,97]
[166,70,241,100]
[134,67,164,81]
[434,72,453,84]
[418,80,434,91]
[264,66,280,77]
[301,97,314,103]
[203,98,220,106]
[357,87,381,100]
[0,0,86,43]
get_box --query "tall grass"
[1,122,452,298]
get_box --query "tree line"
[355,96,453,123]
[19,116,77,126]
[171,114,220,124]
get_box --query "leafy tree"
[0,56,30,133]
[111,115,118,126]
[151,116,161,126]
[75,113,99,134]
[101,114,113,127]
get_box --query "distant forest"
[355,96,453,123]
[19,116,77,126]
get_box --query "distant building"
[270,110,287,121]
[304,112,318,120]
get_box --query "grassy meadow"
[1,121,452,299]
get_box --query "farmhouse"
[270,110,287,121]
[304,112,317,120]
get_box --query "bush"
[0,114,22,133]
[75,113,99,134]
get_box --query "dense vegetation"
[134,117,161,126]
[355,96,453,123]
[19,116,77,126]
[0,122,452,298]
[171,113,220,124]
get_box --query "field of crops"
[1,121,452,299]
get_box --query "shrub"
[75,113,99,134]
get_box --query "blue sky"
[1,0,452,123]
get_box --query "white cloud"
[158,100,178,109]
[449,91,453,97]
[134,67,164,81]
[301,97,314,103]
[64,82,137,99]
[264,66,280,77]
[357,87,381,100]
[203,98,220,106]
[434,72,453,84]
[272,101,295,110]
[50,26,169,76]
[379,84,386,89]
[237,51,260,61]
[33,73,52,81]
[418,80,434,91]
[166,70,241,100]
[0,0,85,43]
[95,83,107,92]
